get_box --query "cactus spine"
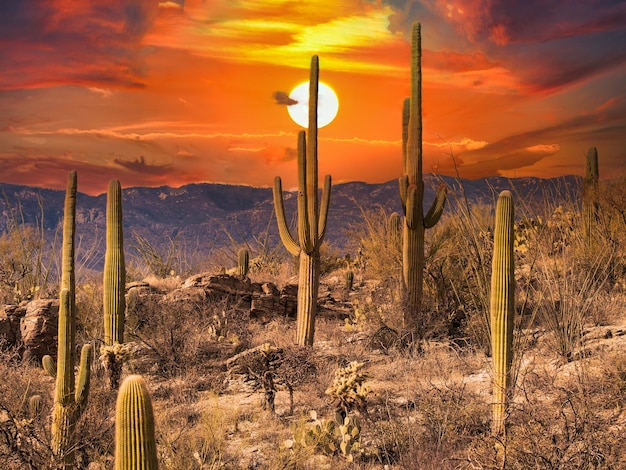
[582,146,599,243]
[399,23,447,330]
[115,375,158,470]
[273,55,332,346]
[490,190,515,437]
[51,170,92,468]
[103,179,126,389]
[237,248,249,277]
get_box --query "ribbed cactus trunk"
[115,375,158,470]
[104,179,126,389]
[237,248,249,277]
[399,23,447,332]
[52,171,92,469]
[297,252,320,344]
[273,56,332,346]
[582,146,599,244]
[490,190,515,437]
[388,212,402,249]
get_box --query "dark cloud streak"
[114,156,173,175]
[273,91,298,106]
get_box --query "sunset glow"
[1,0,625,194]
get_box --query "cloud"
[379,0,626,95]
[113,156,173,175]
[0,0,160,89]
[273,91,298,106]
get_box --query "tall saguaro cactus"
[582,146,599,243]
[51,171,92,468]
[103,179,126,389]
[490,190,515,437]
[273,55,332,346]
[115,375,158,470]
[399,23,447,330]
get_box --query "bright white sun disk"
[287,81,339,128]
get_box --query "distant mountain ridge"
[0,175,581,270]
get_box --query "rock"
[174,274,299,320]
[0,304,27,347]
[278,284,298,318]
[20,299,58,361]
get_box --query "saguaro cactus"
[388,212,402,249]
[399,23,447,330]
[115,375,158,470]
[103,179,126,389]
[582,146,599,243]
[490,190,515,437]
[51,170,92,468]
[237,247,249,277]
[273,55,332,346]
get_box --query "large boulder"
[0,304,27,347]
[20,299,58,361]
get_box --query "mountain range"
[0,175,581,272]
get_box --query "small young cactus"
[42,354,56,377]
[582,146,599,244]
[344,270,354,291]
[115,375,158,470]
[490,190,515,437]
[237,248,249,277]
[388,212,402,248]
[29,394,43,418]
[325,361,370,419]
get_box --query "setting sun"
[287,81,339,128]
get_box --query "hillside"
[0,175,581,272]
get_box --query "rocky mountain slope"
[0,175,581,271]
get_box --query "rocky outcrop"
[175,273,298,320]
[0,305,27,347]
[20,299,58,361]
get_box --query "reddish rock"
[20,299,58,361]
[0,304,27,347]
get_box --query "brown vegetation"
[0,176,625,469]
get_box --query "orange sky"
[1,0,625,195]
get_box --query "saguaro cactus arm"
[424,184,448,228]
[318,175,332,242]
[273,177,301,257]
[75,343,92,410]
[55,288,74,407]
